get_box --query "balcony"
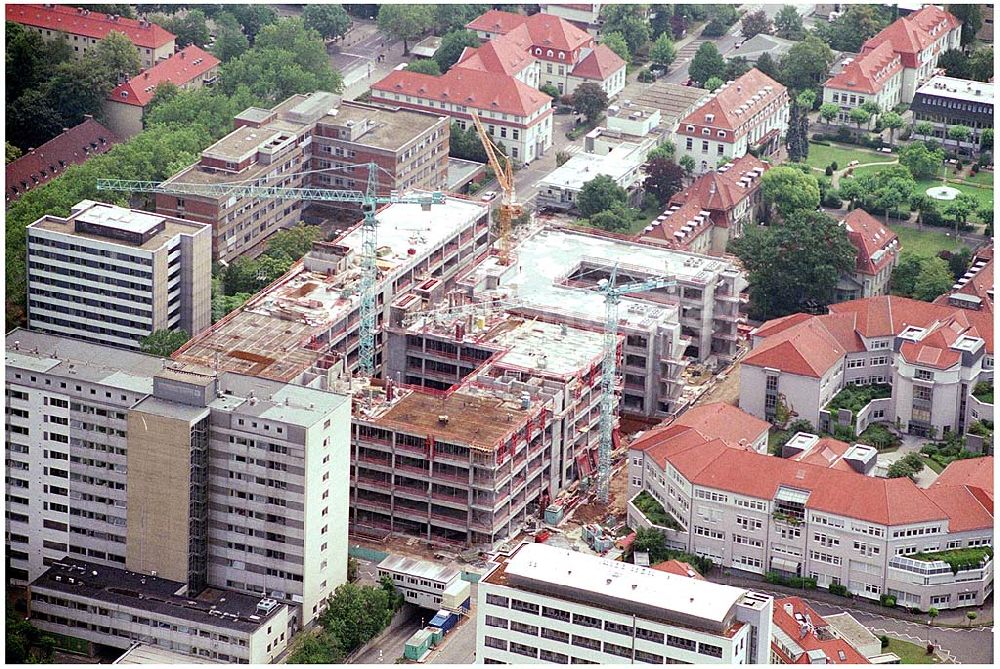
[431,512,468,529]
[395,462,430,478]
[394,441,427,457]
[431,489,468,505]
[629,491,685,531]
[356,454,393,470]
[432,469,469,484]
[356,496,391,511]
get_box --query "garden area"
[631,528,714,575]
[857,423,901,450]
[919,429,990,470]
[889,225,963,260]
[910,546,993,574]
[885,638,944,664]
[631,491,683,531]
[972,382,993,404]
[825,383,893,419]
[806,142,886,171]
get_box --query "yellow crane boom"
[470,112,521,265]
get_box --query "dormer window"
[559,52,565,60]
[686,124,694,132]
[705,114,715,122]
[702,128,710,135]
[535,48,542,55]
[718,131,726,138]
[547,49,554,57]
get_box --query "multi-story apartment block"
[911,76,994,152]
[675,68,789,175]
[466,9,626,98]
[6,117,120,207]
[935,244,993,315]
[371,68,552,166]
[6,4,175,68]
[823,42,904,123]
[5,330,352,640]
[823,6,962,118]
[157,92,450,262]
[628,419,994,611]
[451,226,747,419]
[29,560,291,664]
[638,154,769,255]
[26,199,212,350]
[538,3,603,35]
[103,45,220,139]
[477,541,774,664]
[835,209,900,302]
[739,296,993,437]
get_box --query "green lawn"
[889,225,962,260]
[807,142,886,170]
[960,170,994,188]
[912,178,994,208]
[886,638,943,664]
[921,455,945,474]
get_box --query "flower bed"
[911,547,993,574]
[825,383,893,419]
[632,491,683,531]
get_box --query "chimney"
[83,114,93,120]
[783,602,794,617]
[181,50,186,59]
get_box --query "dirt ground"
[694,362,741,407]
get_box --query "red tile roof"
[827,41,903,95]
[678,68,787,139]
[467,10,593,55]
[674,154,769,222]
[923,483,993,533]
[743,313,862,378]
[932,456,994,499]
[752,312,814,339]
[670,402,770,449]
[772,597,871,664]
[7,4,174,49]
[108,45,219,108]
[571,44,626,80]
[639,198,714,250]
[841,209,900,276]
[789,437,856,472]
[857,6,960,70]
[372,68,551,117]
[651,559,706,580]
[6,118,120,206]
[934,246,994,314]
[466,9,528,35]
[454,38,534,76]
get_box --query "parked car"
[480,191,498,202]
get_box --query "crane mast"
[595,269,678,503]
[97,166,444,378]
[469,112,521,265]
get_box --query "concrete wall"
[102,101,144,140]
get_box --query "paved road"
[351,608,423,664]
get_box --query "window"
[485,615,507,629]
[699,642,724,658]
[915,369,934,381]
[686,138,693,150]
[542,628,569,643]
[701,140,709,153]
[486,594,509,608]
[571,635,601,651]
[485,636,507,651]
[511,599,539,615]
[573,613,601,628]
[542,606,570,622]
[604,642,631,658]
[541,649,569,663]
[667,635,696,652]
[511,621,538,636]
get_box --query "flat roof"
[458,226,735,330]
[32,559,284,633]
[540,145,643,189]
[447,157,486,190]
[29,201,207,251]
[489,543,748,634]
[213,372,348,427]
[633,82,709,123]
[377,554,462,583]
[319,102,446,151]
[916,75,994,103]
[6,329,164,393]
[114,644,220,664]
[174,196,486,381]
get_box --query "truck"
[429,609,459,634]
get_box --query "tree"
[966,611,978,627]
[886,452,925,479]
[263,223,323,263]
[787,100,812,163]
[647,143,675,162]
[435,30,481,73]
[774,5,806,40]
[741,9,773,39]
[946,247,972,281]
[589,203,636,233]
[157,8,210,47]
[571,83,609,123]
[649,4,673,40]
[6,142,23,164]
[578,175,627,217]
[230,4,278,44]
[881,111,903,147]
[406,59,441,75]
[377,5,434,55]
[948,4,982,46]
[909,194,938,228]
[303,4,352,42]
[212,11,250,62]
[649,33,677,69]
[948,125,972,156]
[5,20,74,103]
[704,76,724,92]
[643,158,685,205]
[689,42,726,87]
[969,47,994,82]
[755,52,779,80]
[944,193,978,235]
[820,103,840,125]
[779,36,834,93]
[814,5,889,52]
[601,5,650,55]
[891,253,924,296]
[602,31,631,63]
[729,210,857,320]
[912,257,955,301]
[6,604,55,664]
[140,329,191,356]
[899,142,945,180]
[980,128,994,153]
[725,56,751,81]
[937,49,970,80]
[633,527,667,559]
[679,155,696,177]
[914,121,935,140]
[761,166,821,219]
[849,107,871,132]
[432,4,490,34]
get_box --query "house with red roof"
[822,6,961,123]
[675,68,789,174]
[770,597,875,664]
[6,117,120,207]
[739,296,993,438]
[627,407,994,611]
[836,209,901,301]
[465,9,626,97]
[6,4,175,69]
[103,45,220,139]
[935,244,994,315]
[638,154,770,254]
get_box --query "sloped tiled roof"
[743,313,862,377]
[932,456,994,499]
[571,44,626,80]
[651,559,706,580]
[466,9,528,35]
[6,118,120,206]
[454,38,535,76]
[670,402,771,449]
[7,4,174,48]
[673,154,769,219]
[922,483,993,533]
[108,45,219,108]
[772,597,871,665]
[934,245,993,315]
[372,68,551,117]
[639,199,714,250]
[841,208,899,276]
[678,68,787,137]
[826,41,903,95]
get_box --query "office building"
[26,200,212,350]
[477,541,774,664]
[911,76,994,152]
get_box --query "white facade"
[377,554,464,610]
[824,70,903,124]
[477,542,773,664]
[537,143,645,211]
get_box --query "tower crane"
[97,163,444,378]
[595,268,678,504]
[469,112,521,265]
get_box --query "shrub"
[858,423,900,450]
[764,572,817,589]
[830,161,838,170]
[829,583,849,596]
[637,68,656,83]
[880,635,890,649]
[879,594,897,608]
[822,191,843,208]
[825,165,834,176]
